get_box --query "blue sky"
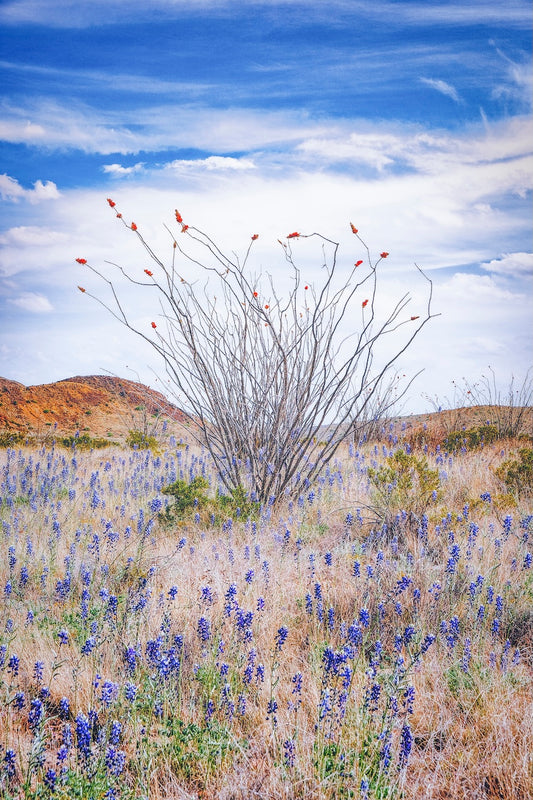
[0,0,531,413]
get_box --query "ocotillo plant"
[76,202,437,504]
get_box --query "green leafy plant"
[443,423,500,453]
[367,449,441,533]
[126,429,159,452]
[496,448,533,497]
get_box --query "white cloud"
[419,78,462,103]
[8,292,53,312]
[164,156,256,172]
[0,174,61,204]
[480,252,533,278]
[103,163,145,176]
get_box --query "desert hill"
[0,375,189,443]
[0,374,531,449]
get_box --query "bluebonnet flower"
[33,660,45,683]
[58,629,69,646]
[275,626,289,652]
[398,723,412,768]
[168,585,178,600]
[461,638,472,673]
[255,664,265,683]
[324,552,332,566]
[8,654,20,676]
[197,617,211,642]
[257,597,265,611]
[81,636,96,655]
[59,697,70,720]
[44,768,57,791]
[105,747,126,776]
[267,699,278,726]
[359,608,370,628]
[124,646,139,674]
[327,607,335,631]
[28,697,44,732]
[124,682,137,702]
[204,699,215,723]
[75,713,91,759]
[3,749,16,779]
[13,691,25,710]
[283,738,296,768]
[245,569,254,584]
[100,680,118,707]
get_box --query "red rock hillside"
[0,375,189,442]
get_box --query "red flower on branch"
[175,209,183,223]
[251,234,259,240]
[144,270,153,276]
[350,223,358,234]
[253,291,258,297]
[264,304,269,309]
[411,316,420,321]
[287,232,300,239]
[362,299,369,308]
[131,223,137,231]
[107,198,116,208]
[78,286,86,292]
[116,213,122,218]
[355,260,363,267]
[304,285,309,290]
[380,251,389,258]
[75,258,87,264]
[181,224,189,232]
[151,322,157,329]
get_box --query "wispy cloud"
[8,292,53,312]
[419,78,462,103]
[0,174,61,203]
[0,0,530,29]
[103,163,145,176]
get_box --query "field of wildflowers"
[1,421,532,799]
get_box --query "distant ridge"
[0,375,188,441]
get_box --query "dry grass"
[0,422,532,799]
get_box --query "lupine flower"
[197,616,211,642]
[283,738,296,768]
[28,698,44,731]
[13,691,25,710]
[81,636,96,655]
[7,654,20,676]
[275,626,288,651]
[44,768,57,791]
[398,723,412,767]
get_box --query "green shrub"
[161,476,210,517]
[0,431,25,448]
[496,448,533,496]
[126,429,159,452]
[443,423,500,452]
[60,433,115,449]
[367,449,441,532]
